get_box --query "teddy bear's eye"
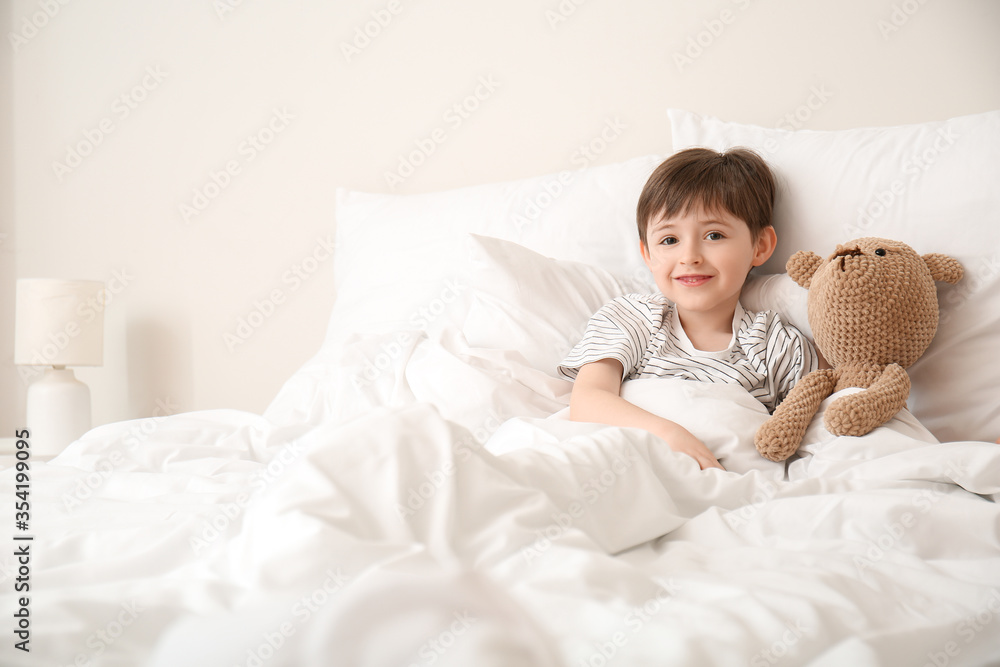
[875,248,886,257]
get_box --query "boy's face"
[640,204,775,323]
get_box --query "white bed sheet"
[2,327,999,666]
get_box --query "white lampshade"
[15,279,106,458]
[14,279,105,367]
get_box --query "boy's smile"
[641,204,775,343]
[674,274,713,287]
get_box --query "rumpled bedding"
[1,327,998,666]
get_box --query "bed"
[3,109,999,666]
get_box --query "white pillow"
[460,234,629,375]
[328,155,662,347]
[670,109,1000,444]
[320,232,632,378]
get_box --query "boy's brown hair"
[636,147,776,245]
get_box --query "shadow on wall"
[126,317,192,422]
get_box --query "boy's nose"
[680,241,703,264]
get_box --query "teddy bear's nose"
[833,247,863,271]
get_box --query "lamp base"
[26,367,92,458]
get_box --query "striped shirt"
[558,294,818,413]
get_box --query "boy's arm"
[568,358,724,471]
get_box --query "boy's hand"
[656,423,725,471]
[570,359,725,471]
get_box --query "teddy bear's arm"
[824,363,911,437]
[755,369,838,462]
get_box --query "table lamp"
[14,279,105,457]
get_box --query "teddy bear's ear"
[922,253,964,284]
[786,251,824,289]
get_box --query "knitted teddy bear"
[754,237,963,462]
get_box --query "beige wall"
[3,0,1000,431]
[1,6,14,432]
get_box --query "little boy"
[558,147,819,471]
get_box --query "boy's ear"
[639,239,652,267]
[751,226,778,267]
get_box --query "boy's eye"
[706,231,724,241]
[659,236,678,246]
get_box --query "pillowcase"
[327,155,663,349]
[460,234,629,374]
[670,109,1000,443]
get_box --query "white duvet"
[2,328,999,666]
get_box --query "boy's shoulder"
[605,292,671,309]
[598,292,672,319]
[738,304,813,345]
[739,304,786,330]
[588,293,672,331]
